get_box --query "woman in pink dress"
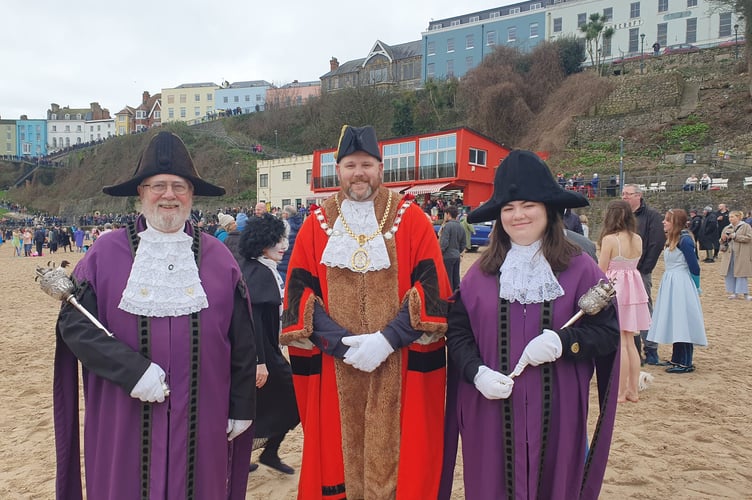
[598,200,651,402]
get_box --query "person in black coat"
[699,206,719,262]
[237,214,300,474]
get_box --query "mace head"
[577,278,617,315]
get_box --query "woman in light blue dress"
[647,209,707,373]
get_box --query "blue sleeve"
[679,236,700,275]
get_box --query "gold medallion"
[351,247,370,272]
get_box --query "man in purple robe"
[54,131,256,500]
[440,150,620,499]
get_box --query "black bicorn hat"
[335,125,382,162]
[102,131,225,197]
[467,150,589,223]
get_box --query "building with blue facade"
[423,1,547,81]
[215,80,272,114]
[16,118,47,158]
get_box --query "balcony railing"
[419,162,457,180]
[312,162,456,189]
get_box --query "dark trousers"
[634,271,657,356]
[443,256,461,292]
[670,342,694,367]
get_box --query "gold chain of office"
[334,193,392,272]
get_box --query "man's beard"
[142,203,190,233]
[347,183,374,202]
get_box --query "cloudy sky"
[1,0,517,120]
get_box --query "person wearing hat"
[54,131,257,500]
[280,125,452,498]
[439,150,620,500]
[215,212,236,243]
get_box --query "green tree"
[579,13,615,74]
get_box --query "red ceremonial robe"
[281,188,451,499]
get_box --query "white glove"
[226,419,253,441]
[511,329,563,378]
[130,363,167,403]
[473,365,514,400]
[341,331,394,373]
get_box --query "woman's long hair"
[598,200,637,248]
[478,205,579,275]
[665,208,689,250]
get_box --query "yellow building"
[161,82,218,124]
[256,154,319,210]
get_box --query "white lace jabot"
[320,199,391,273]
[118,223,208,317]
[499,239,564,304]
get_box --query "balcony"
[419,162,457,180]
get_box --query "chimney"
[330,57,339,71]
[142,91,150,105]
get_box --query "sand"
[1,242,750,499]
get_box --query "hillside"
[1,45,750,220]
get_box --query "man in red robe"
[281,125,452,499]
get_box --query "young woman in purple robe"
[440,150,620,500]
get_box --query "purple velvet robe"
[441,253,619,500]
[54,222,255,500]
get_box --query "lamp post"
[734,24,739,60]
[619,136,624,188]
[234,161,240,195]
[640,33,646,74]
[274,129,278,149]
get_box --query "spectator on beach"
[277,205,303,283]
[716,203,730,259]
[699,206,719,262]
[621,183,666,366]
[719,210,752,300]
[214,213,235,243]
[11,230,22,257]
[22,228,32,256]
[254,202,268,218]
[580,214,590,239]
[562,208,584,234]
[598,200,651,403]
[439,205,467,291]
[646,209,707,373]
[33,226,46,256]
[53,131,256,499]
[236,214,299,475]
[74,227,85,252]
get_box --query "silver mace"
[36,262,170,397]
[509,278,616,379]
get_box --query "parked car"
[433,220,493,251]
[663,43,700,55]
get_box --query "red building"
[311,127,511,208]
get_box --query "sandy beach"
[1,241,750,499]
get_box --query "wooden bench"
[744,176,752,189]
[709,178,728,190]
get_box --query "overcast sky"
[1,0,519,120]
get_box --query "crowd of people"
[2,126,751,499]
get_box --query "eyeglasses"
[621,191,639,197]
[141,182,191,195]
